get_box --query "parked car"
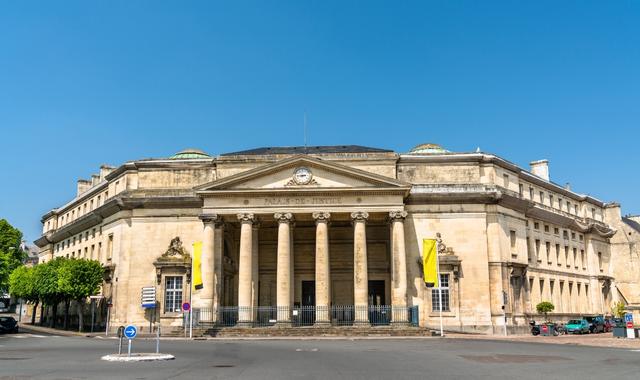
[604,318,615,332]
[584,315,605,333]
[0,316,19,333]
[565,319,590,334]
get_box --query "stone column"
[389,211,408,324]
[237,213,255,325]
[313,212,331,326]
[275,212,294,325]
[351,211,369,324]
[199,214,218,311]
[252,223,260,320]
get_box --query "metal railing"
[191,305,419,328]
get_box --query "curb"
[101,353,175,362]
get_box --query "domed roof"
[169,148,211,160]
[408,143,450,155]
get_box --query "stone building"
[35,144,620,334]
[605,207,640,321]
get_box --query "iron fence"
[191,305,419,328]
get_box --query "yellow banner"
[192,241,203,290]
[423,239,438,288]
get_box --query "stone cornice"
[406,184,502,204]
[399,153,607,207]
[199,187,409,198]
[34,194,202,247]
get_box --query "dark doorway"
[368,280,390,325]
[368,280,385,305]
[300,281,316,326]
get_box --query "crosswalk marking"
[7,333,52,339]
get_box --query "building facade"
[35,144,621,334]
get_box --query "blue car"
[565,319,590,334]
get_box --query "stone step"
[205,326,434,337]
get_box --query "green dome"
[408,143,450,154]
[169,148,211,160]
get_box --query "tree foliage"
[536,301,555,322]
[611,301,626,318]
[10,257,104,330]
[0,219,26,292]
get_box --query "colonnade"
[199,210,409,325]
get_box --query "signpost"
[625,313,634,339]
[182,302,191,337]
[123,325,137,357]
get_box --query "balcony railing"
[191,305,419,328]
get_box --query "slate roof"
[221,145,393,156]
[623,217,640,233]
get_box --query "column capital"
[237,213,256,224]
[274,212,294,224]
[388,210,408,222]
[200,214,221,225]
[312,212,331,224]
[350,211,369,222]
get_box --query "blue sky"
[0,1,638,242]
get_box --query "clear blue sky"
[1,1,638,243]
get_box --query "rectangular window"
[526,237,532,262]
[554,227,559,235]
[84,247,88,258]
[591,208,596,219]
[565,246,570,267]
[546,242,551,264]
[91,244,95,260]
[519,184,524,198]
[549,195,554,208]
[164,276,183,313]
[581,250,585,269]
[534,222,540,230]
[431,274,450,312]
[573,248,578,268]
[555,244,561,266]
[510,230,517,252]
[107,234,114,261]
[544,225,549,233]
[529,187,534,200]
[535,239,541,262]
[598,252,603,272]
[571,232,576,240]
[503,174,509,188]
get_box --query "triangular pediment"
[195,155,410,193]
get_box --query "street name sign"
[141,286,157,308]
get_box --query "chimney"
[530,159,549,181]
[91,174,100,186]
[99,165,115,181]
[604,203,621,224]
[77,179,92,196]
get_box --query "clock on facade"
[292,167,313,185]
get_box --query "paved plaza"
[2,328,640,380]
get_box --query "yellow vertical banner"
[422,239,438,288]
[192,241,203,290]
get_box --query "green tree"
[611,301,626,319]
[0,219,26,292]
[9,265,40,324]
[536,301,555,322]
[34,258,66,328]
[58,259,103,332]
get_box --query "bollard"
[117,326,125,355]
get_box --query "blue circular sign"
[123,325,137,339]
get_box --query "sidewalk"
[20,323,103,337]
[446,332,640,350]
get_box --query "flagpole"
[436,235,444,337]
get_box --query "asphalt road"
[1,330,639,379]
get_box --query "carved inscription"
[263,197,342,206]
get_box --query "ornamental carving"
[237,213,256,223]
[312,212,331,223]
[274,212,294,223]
[350,211,369,222]
[199,213,221,225]
[162,237,188,258]
[285,178,319,186]
[388,210,408,221]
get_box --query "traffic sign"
[123,325,137,339]
[625,313,633,323]
[141,286,157,308]
[182,302,190,312]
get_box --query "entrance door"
[368,280,389,325]
[301,281,316,325]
